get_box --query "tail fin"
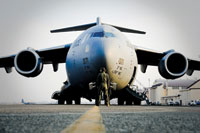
[51,17,146,34]
[21,99,24,104]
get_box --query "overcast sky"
[0,0,200,103]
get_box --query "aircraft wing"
[135,47,163,66]
[0,55,15,68]
[135,46,200,75]
[37,44,71,64]
[0,43,71,74]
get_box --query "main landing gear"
[57,98,81,105]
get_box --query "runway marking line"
[61,106,106,133]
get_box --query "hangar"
[149,79,200,105]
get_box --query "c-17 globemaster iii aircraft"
[0,17,200,105]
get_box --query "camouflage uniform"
[96,69,110,106]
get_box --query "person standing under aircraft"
[96,67,110,106]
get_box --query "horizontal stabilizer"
[104,23,146,34]
[51,23,96,33]
[51,17,146,34]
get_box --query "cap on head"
[100,67,106,72]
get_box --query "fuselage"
[66,24,138,90]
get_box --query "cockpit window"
[104,32,115,38]
[90,32,115,38]
[91,32,104,37]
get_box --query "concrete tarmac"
[0,105,200,133]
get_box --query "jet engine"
[158,51,188,79]
[14,48,43,77]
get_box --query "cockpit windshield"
[90,32,115,38]
[91,32,104,37]
[104,32,115,37]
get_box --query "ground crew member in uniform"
[96,67,110,106]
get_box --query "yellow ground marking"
[61,106,106,133]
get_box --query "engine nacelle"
[158,51,188,79]
[14,48,43,77]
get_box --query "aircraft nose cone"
[90,39,119,75]
[90,39,106,69]
[90,38,135,90]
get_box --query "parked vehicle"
[195,100,200,105]
[156,102,161,106]
[174,101,180,106]
[167,101,174,106]
[189,100,196,106]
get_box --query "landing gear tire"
[75,98,81,105]
[66,99,72,105]
[126,99,133,105]
[58,99,65,104]
[134,99,141,105]
[118,98,124,105]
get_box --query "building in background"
[180,80,200,105]
[149,79,200,105]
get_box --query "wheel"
[118,98,124,105]
[66,99,72,105]
[58,99,65,104]
[134,99,141,105]
[126,99,133,105]
[75,98,81,105]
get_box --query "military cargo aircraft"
[21,99,35,105]
[0,17,200,105]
